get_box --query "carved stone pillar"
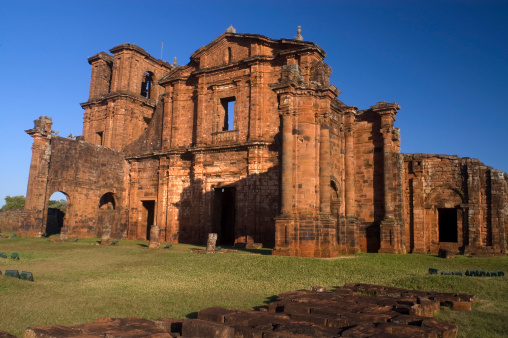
[343,109,356,217]
[280,111,294,215]
[195,81,207,146]
[319,113,331,214]
[338,108,359,254]
[371,102,402,254]
[20,116,53,237]
[381,113,395,220]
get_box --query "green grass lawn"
[0,236,507,337]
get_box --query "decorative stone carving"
[310,61,332,87]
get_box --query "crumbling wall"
[20,128,128,238]
[22,31,507,256]
[0,210,24,232]
[404,154,507,254]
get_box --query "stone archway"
[45,191,69,236]
[98,192,117,239]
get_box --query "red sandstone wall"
[0,210,23,232]
[404,154,507,254]
[82,44,172,151]
[353,112,384,252]
[21,136,128,238]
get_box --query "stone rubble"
[21,283,472,337]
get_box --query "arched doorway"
[98,192,117,238]
[45,191,68,235]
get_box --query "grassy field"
[0,234,507,337]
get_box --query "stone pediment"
[189,32,325,70]
[159,64,193,84]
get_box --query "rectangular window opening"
[221,97,236,131]
[96,131,104,146]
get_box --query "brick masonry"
[19,28,508,257]
[0,210,24,232]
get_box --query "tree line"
[1,196,67,212]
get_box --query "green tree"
[1,195,26,211]
[48,199,67,212]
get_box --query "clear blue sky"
[1,0,507,207]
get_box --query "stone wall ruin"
[19,28,508,257]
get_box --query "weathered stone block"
[181,319,234,338]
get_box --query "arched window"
[140,72,154,98]
[99,192,116,210]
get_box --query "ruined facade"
[19,29,508,257]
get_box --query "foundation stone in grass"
[149,225,160,249]
[206,233,217,252]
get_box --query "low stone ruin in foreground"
[16,283,472,337]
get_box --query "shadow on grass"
[252,294,279,311]
[185,312,198,319]
[137,244,149,248]
[234,248,273,256]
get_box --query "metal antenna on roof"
[161,40,164,59]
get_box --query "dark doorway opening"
[46,208,64,235]
[213,187,236,245]
[438,208,458,242]
[46,192,68,236]
[142,200,155,239]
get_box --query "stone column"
[25,117,53,211]
[465,163,481,251]
[319,113,331,214]
[157,157,169,242]
[380,113,395,219]
[339,108,359,254]
[21,117,53,237]
[490,169,507,253]
[343,109,356,217]
[280,111,294,215]
[195,81,207,146]
[161,91,173,149]
[372,102,401,253]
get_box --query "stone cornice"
[87,52,113,65]
[80,92,157,109]
[109,43,173,69]
[125,140,274,160]
[370,101,400,115]
[191,55,273,76]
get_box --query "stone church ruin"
[19,27,508,257]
